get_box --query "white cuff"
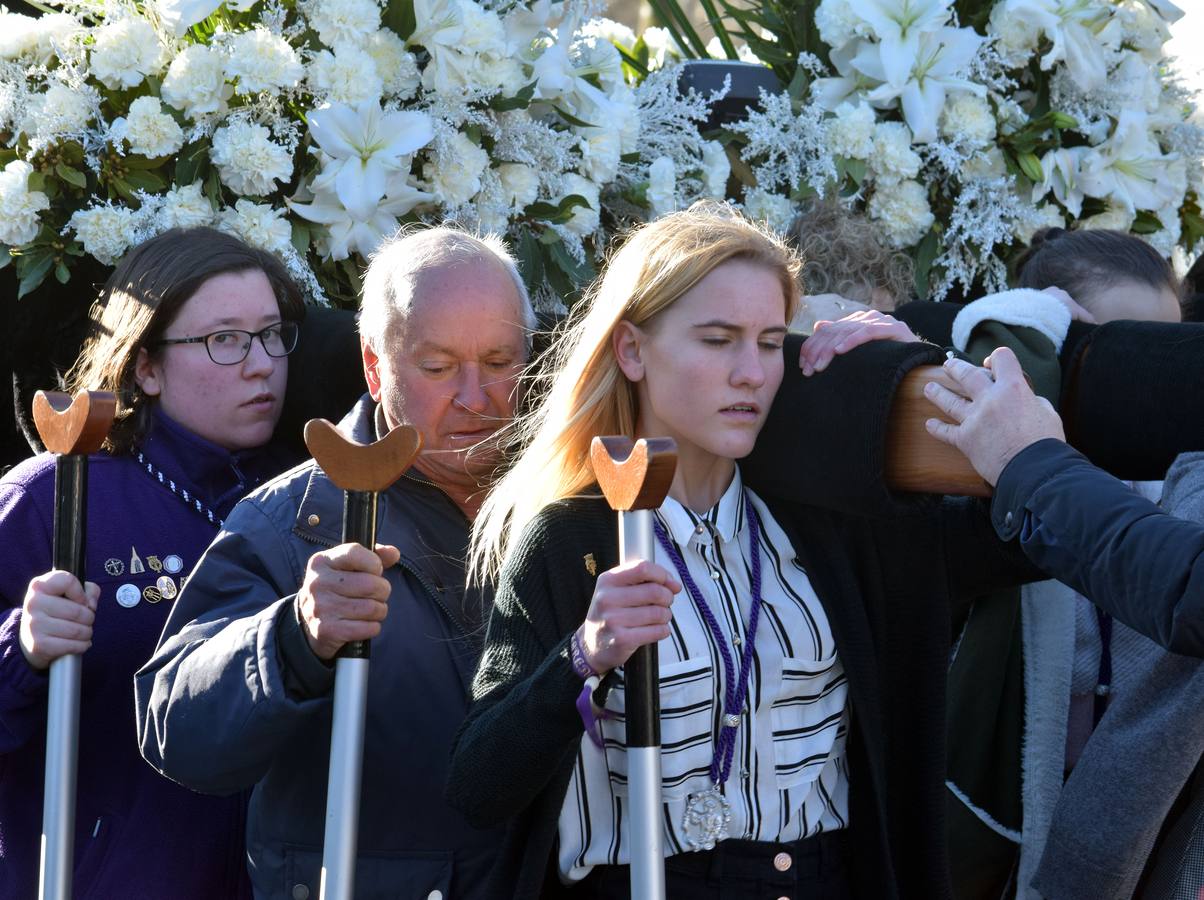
[951,288,1072,354]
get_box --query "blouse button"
[709,570,721,580]
[695,524,705,535]
[773,852,793,872]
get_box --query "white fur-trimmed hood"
[951,288,1073,354]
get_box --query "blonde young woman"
[447,203,1035,899]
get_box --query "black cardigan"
[446,489,1037,900]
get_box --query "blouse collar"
[657,466,747,547]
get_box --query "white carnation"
[869,179,934,248]
[306,0,381,49]
[69,204,137,264]
[160,182,215,229]
[364,30,420,99]
[226,29,304,94]
[90,18,164,89]
[581,17,637,49]
[815,0,865,50]
[28,13,82,64]
[641,26,683,69]
[162,44,230,119]
[459,2,507,56]
[613,87,641,154]
[579,127,621,184]
[1013,201,1065,245]
[497,163,539,209]
[940,94,997,146]
[113,96,184,158]
[219,199,292,253]
[22,82,95,141]
[0,161,49,246]
[0,12,39,60]
[870,121,922,185]
[742,188,795,232]
[960,146,1008,181]
[424,132,489,207]
[829,101,876,159]
[701,141,730,198]
[307,47,383,105]
[559,173,600,235]
[210,120,293,196]
[1077,202,1135,232]
[648,156,676,218]
[988,4,1041,63]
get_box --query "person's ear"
[133,347,162,397]
[612,320,646,383]
[362,338,383,402]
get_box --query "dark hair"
[1016,228,1180,310]
[65,227,305,453]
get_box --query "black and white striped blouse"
[557,468,850,881]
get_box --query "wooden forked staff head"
[32,391,117,456]
[303,419,423,493]
[591,436,678,511]
[885,366,991,498]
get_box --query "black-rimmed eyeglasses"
[154,321,300,365]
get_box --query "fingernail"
[923,382,936,395]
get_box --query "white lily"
[860,26,984,143]
[995,0,1120,93]
[812,43,886,111]
[505,0,553,53]
[1033,146,1088,217]
[1079,109,1182,213]
[407,0,463,50]
[156,0,222,36]
[1141,0,1183,23]
[854,0,953,86]
[290,175,433,261]
[307,102,434,221]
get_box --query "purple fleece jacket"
[0,411,290,900]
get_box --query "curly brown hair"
[786,198,914,307]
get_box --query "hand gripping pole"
[31,390,117,900]
[590,436,678,900]
[303,419,422,900]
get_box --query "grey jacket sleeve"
[993,440,1204,656]
[134,497,335,795]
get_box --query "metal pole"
[318,490,376,900]
[40,454,88,900]
[620,508,666,900]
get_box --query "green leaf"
[514,229,545,298]
[291,220,311,256]
[1131,210,1163,235]
[843,158,866,186]
[123,154,169,170]
[525,194,591,225]
[1015,152,1044,183]
[124,169,167,194]
[617,46,649,80]
[550,105,597,129]
[384,0,416,43]
[204,169,223,206]
[174,141,210,186]
[60,142,84,166]
[55,162,87,189]
[1051,112,1078,130]
[111,177,136,202]
[27,171,46,193]
[645,0,708,57]
[490,81,538,112]
[913,229,939,299]
[55,260,70,284]
[548,239,594,286]
[17,254,54,299]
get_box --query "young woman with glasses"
[0,226,303,899]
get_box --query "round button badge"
[163,554,183,574]
[115,584,141,608]
[156,576,178,600]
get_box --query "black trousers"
[573,831,851,899]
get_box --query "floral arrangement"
[0,0,738,306]
[620,0,1203,298]
[0,0,1198,306]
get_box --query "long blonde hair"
[471,202,802,583]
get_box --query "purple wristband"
[570,629,597,680]
[570,631,610,747]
